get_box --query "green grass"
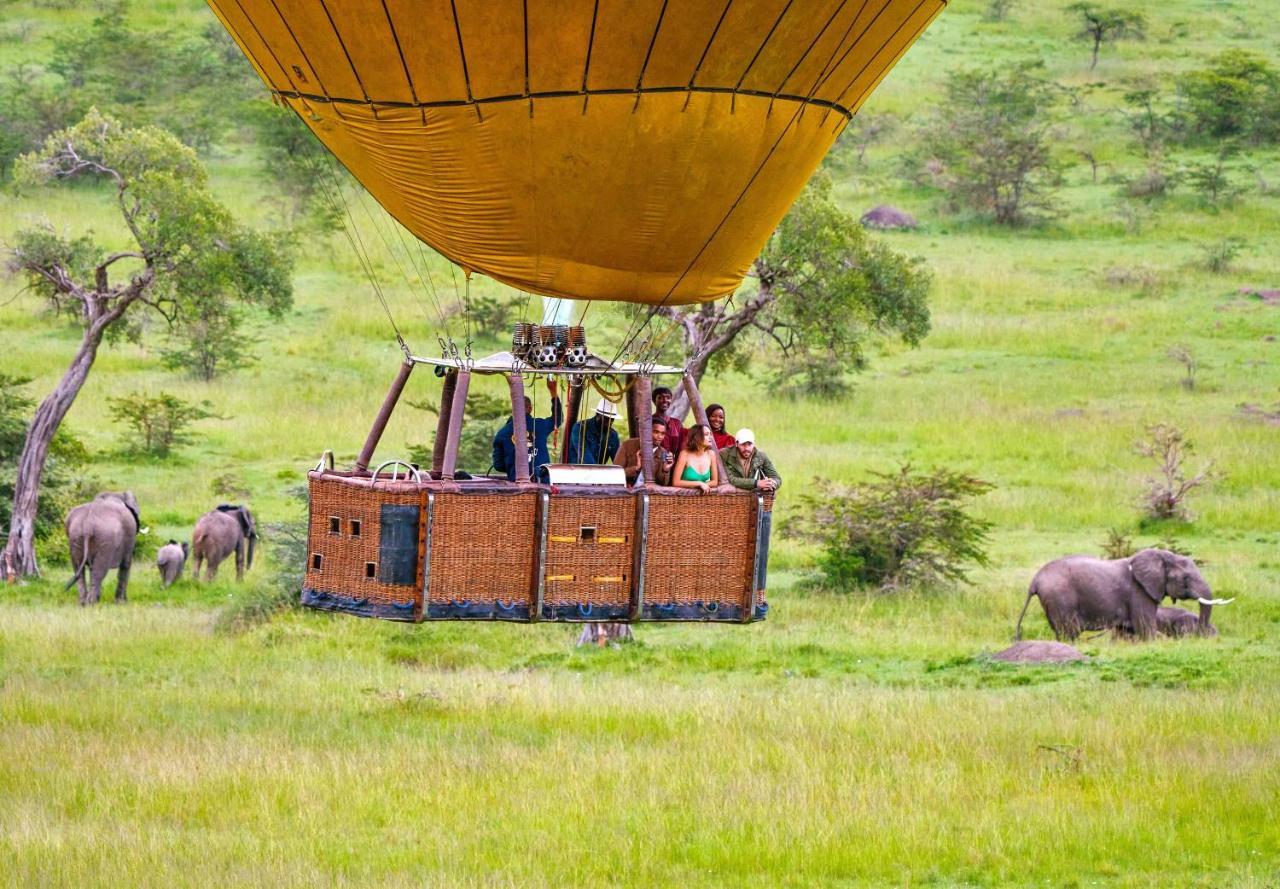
[2,0,1280,885]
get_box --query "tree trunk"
[2,329,103,579]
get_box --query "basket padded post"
[507,373,531,483]
[355,361,414,472]
[431,370,458,474]
[440,370,471,480]
[635,375,655,488]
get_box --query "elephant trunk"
[1197,600,1213,634]
[247,532,256,570]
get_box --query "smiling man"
[719,428,781,493]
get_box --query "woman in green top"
[672,424,720,493]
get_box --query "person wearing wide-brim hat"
[568,397,621,465]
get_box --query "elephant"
[1155,605,1216,638]
[192,504,257,582]
[64,491,142,606]
[1015,548,1232,641]
[156,540,188,588]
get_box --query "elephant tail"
[1014,584,1038,642]
[64,552,90,592]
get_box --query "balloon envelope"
[210,0,945,305]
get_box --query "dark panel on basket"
[303,587,417,622]
[379,504,420,585]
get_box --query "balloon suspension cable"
[302,137,416,359]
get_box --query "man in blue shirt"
[492,378,562,481]
[568,398,621,465]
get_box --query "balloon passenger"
[568,399,621,465]
[721,427,779,594]
[651,386,686,453]
[492,378,562,481]
[706,403,736,450]
[719,428,781,493]
[672,424,720,494]
[615,417,675,487]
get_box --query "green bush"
[788,465,994,591]
[107,391,221,457]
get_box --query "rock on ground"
[991,641,1088,663]
[860,204,918,230]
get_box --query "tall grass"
[1,0,1279,884]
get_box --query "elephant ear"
[1130,549,1168,604]
[234,507,252,537]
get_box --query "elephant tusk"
[1197,597,1234,606]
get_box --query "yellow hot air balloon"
[209,0,944,306]
[209,1,946,628]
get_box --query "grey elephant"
[64,491,142,606]
[192,504,257,581]
[1015,548,1232,641]
[1155,605,1216,638]
[156,540,189,588]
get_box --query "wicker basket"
[302,471,769,623]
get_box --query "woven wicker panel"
[307,476,422,605]
[644,494,756,609]
[544,495,635,608]
[428,491,539,605]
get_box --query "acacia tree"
[1,111,292,579]
[657,174,931,418]
[1066,3,1146,71]
[907,63,1062,226]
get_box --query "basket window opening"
[364,561,376,578]
[328,516,340,535]
[311,553,322,571]
[580,526,595,544]
[351,519,362,538]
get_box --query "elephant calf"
[192,504,257,582]
[1015,548,1232,641]
[156,540,189,588]
[1155,605,1216,638]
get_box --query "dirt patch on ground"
[1239,287,1280,305]
[991,641,1088,663]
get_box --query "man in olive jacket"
[718,427,779,599]
[718,428,781,493]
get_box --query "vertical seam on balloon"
[225,0,307,110]
[523,0,532,116]
[831,0,940,116]
[823,0,926,125]
[318,0,375,118]
[381,0,426,125]
[768,0,852,116]
[633,0,671,111]
[807,0,888,107]
[580,0,600,113]
[731,0,796,113]
[265,0,347,121]
[684,0,734,111]
[448,0,482,121]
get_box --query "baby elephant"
[1156,605,1217,638]
[156,540,189,588]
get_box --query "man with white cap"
[568,398,621,465]
[719,428,781,493]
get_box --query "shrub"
[1177,50,1280,144]
[1133,423,1218,522]
[788,465,994,591]
[107,392,220,457]
[905,63,1062,225]
[1197,238,1245,273]
[1099,527,1136,559]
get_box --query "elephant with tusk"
[1015,548,1228,641]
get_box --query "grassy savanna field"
[2,0,1280,885]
